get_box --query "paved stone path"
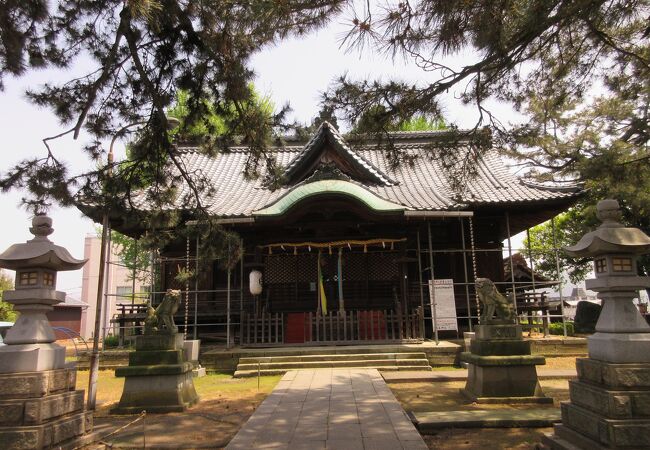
[226,369,428,450]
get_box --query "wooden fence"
[240,311,284,345]
[240,308,424,346]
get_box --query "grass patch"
[542,356,578,370]
[193,373,282,397]
[80,371,282,448]
[75,370,282,413]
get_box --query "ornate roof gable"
[283,122,396,186]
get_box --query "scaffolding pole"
[505,212,518,315]
[240,238,244,315]
[427,221,439,345]
[459,217,472,331]
[131,240,137,306]
[526,227,542,336]
[226,242,232,349]
[416,231,425,314]
[552,217,568,337]
[100,229,113,348]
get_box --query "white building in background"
[80,234,149,339]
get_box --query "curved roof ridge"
[520,178,583,192]
[253,178,407,217]
[283,122,398,186]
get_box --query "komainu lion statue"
[476,278,516,323]
[144,289,181,334]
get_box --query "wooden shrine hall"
[86,123,581,347]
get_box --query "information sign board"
[428,279,458,331]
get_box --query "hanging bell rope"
[259,238,406,253]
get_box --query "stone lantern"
[0,215,92,449]
[544,199,650,449]
[564,198,650,361]
[0,214,86,372]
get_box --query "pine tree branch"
[72,7,130,139]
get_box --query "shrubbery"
[103,335,120,348]
[549,321,575,336]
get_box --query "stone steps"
[237,358,431,371]
[233,352,432,377]
[238,352,427,363]
[234,365,432,378]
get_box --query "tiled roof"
[135,127,581,217]
[283,122,396,186]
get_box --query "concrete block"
[460,352,545,366]
[577,358,650,388]
[474,324,522,340]
[469,339,531,356]
[0,401,25,426]
[561,402,650,448]
[0,343,66,373]
[0,411,92,450]
[0,368,75,400]
[184,340,200,362]
[113,369,198,414]
[129,349,184,366]
[24,390,85,425]
[115,362,194,377]
[192,367,207,378]
[135,333,184,351]
[588,332,650,363]
[0,427,42,449]
[50,367,76,393]
[569,379,650,418]
[462,364,549,401]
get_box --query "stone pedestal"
[460,324,551,403]
[112,333,199,414]
[0,367,93,449]
[543,359,650,449]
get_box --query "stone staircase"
[233,352,432,377]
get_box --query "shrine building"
[81,122,581,346]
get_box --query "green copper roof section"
[254,179,407,217]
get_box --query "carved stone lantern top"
[565,200,650,258]
[0,214,86,272]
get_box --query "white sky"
[0,17,528,294]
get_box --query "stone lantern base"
[460,324,551,403]
[112,333,199,414]
[0,343,66,374]
[543,358,650,449]
[0,367,93,449]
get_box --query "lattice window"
[368,252,398,281]
[612,257,633,272]
[266,254,297,283]
[19,271,38,286]
[296,254,317,282]
[344,253,366,281]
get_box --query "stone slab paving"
[381,368,577,383]
[225,369,428,450]
[412,408,561,431]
